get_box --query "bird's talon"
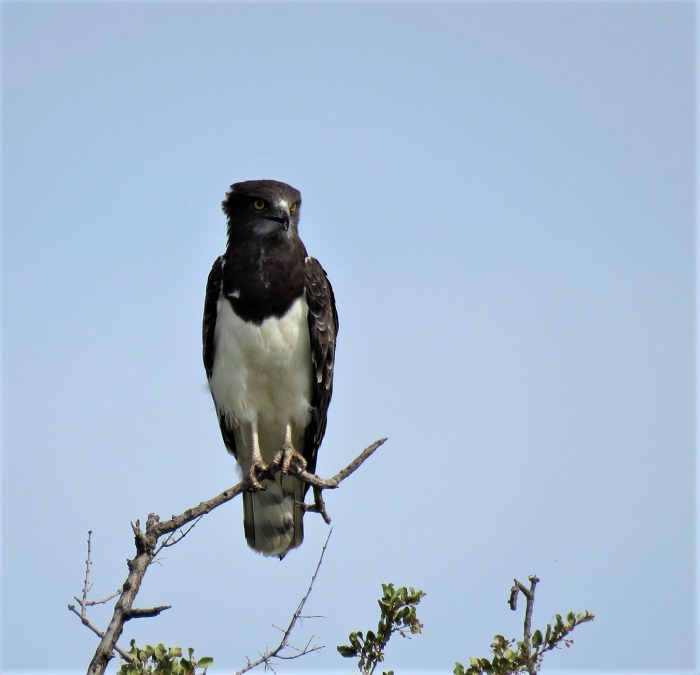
[247,461,269,491]
[272,443,307,475]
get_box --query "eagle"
[202,180,338,558]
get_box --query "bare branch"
[295,437,387,490]
[75,438,385,675]
[233,530,331,675]
[295,437,387,524]
[508,575,540,675]
[83,590,122,607]
[126,605,172,619]
[68,531,132,662]
[300,485,332,523]
[67,605,132,662]
[153,516,203,557]
[80,531,94,606]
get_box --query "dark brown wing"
[303,257,338,486]
[203,256,223,379]
[202,256,239,458]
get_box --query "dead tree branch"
[73,438,386,675]
[297,437,386,523]
[67,532,131,662]
[234,530,331,675]
[509,575,540,675]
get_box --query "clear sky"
[1,1,696,673]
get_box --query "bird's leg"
[271,424,307,476]
[247,421,268,490]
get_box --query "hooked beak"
[266,207,290,231]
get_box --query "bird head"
[222,179,302,241]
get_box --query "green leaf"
[197,656,214,667]
[544,624,552,645]
[532,629,543,647]
[337,644,357,657]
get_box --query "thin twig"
[70,531,132,661]
[153,516,203,557]
[296,437,387,489]
[81,531,94,606]
[83,590,122,607]
[296,438,387,522]
[233,530,331,675]
[67,605,132,661]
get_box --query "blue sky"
[2,1,696,673]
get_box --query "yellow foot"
[271,442,307,476]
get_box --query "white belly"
[209,295,312,466]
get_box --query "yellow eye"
[252,199,266,211]
[290,202,298,214]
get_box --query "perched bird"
[203,180,338,558]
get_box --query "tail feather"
[242,475,304,558]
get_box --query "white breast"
[209,296,313,447]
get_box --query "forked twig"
[509,575,540,675]
[234,530,332,674]
[67,532,131,661]
[153,516,203,557]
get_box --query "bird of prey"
[202,180,338,558]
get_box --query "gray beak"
[267,207,290,231]
[278,208,290,231]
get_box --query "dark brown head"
[222,180,302,242]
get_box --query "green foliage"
[453,610,594,675]
[337,583,425,675]
[113,580,591,675]
[117,640,213,675]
